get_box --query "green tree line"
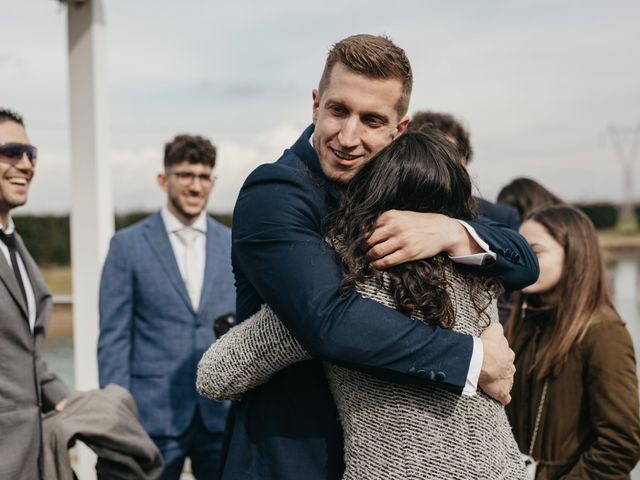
[12,205,628,266]
[14,211,232,266]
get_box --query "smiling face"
[0,120,35,227]
[157,160,214,226]
[520,219,565,295]
[312,62,409,183]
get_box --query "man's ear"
[312,89,320,124]
[157,172,168,193]
[394,115,410,138]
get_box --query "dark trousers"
[153,408,223,480]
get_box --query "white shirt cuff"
[449,220,497,266]
[462,336,483,396]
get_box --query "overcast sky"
[3,0,639,214]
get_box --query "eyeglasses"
[0,142,38,166]
[168,171,217,185]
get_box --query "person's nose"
[337,116,361,149]
[15,152,34,172]
[189,178,204,193]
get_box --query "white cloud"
[213,123,300,212]
[6,0,640,214]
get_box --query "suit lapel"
[0,250,28,319]
[198,218,223,313]
[14,235,47,322]
[142,212,194,312]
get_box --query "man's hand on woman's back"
[479,323,516,405]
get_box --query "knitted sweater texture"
[197,268,526,479]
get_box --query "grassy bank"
[41,232,640,295]
[43,266,72,295]
[42,233,640,337]
[599,231,640,263]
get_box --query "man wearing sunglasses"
[98,134,235,479]
[0,108,69,480]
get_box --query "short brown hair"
[318,34,413,117]
[409,111,473,164]
[164,134,217,169]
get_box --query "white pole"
[613,259,640,373]
[66,0,114,477]
[612,260,640,480]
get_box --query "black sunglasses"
[0,142,38,166]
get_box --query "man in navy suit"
[223,35,538,480]
[98,134,235,480]
[409,110,521,229]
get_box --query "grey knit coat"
[197,269,527,479]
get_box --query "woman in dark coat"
[506,205,640,479]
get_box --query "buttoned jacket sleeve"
[459,218,538,291]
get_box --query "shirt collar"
[161,207,207,234]
[0,216,16,235]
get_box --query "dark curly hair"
[325,131,500,328]
[408,111,473,165]
[164,134,217,169]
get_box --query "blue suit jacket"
[475,197,521,230]
[223,126,539,480]
[97,212,235,437]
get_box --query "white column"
[611,259,640,480]
[612,258,640,480]
[67,0,113,477]
[613,259,640,360]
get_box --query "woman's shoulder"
[585,307,626,337]
[582,306,634,361]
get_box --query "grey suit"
[0,232,69,480]
[43,384,163,480]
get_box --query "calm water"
[41,335,75,388]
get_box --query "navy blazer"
[224,126,539,480]
[98,212,235,437]
[475,197,521,230]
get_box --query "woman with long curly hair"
[197,131,527,479]
[505,205,640,479]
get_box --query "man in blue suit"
[98,134,235,480]
[223,35,538,480]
